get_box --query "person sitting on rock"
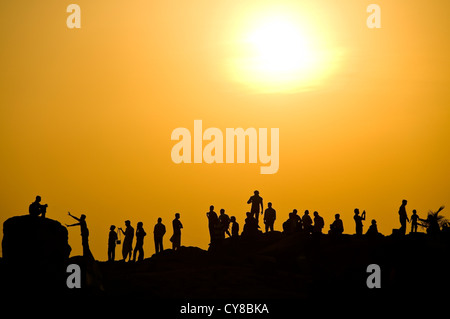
[29,195,48,218]
[283,211,300,234]
[242,212,260,238]
[230,216,239,237]
[329,214,344,236]
[366,219,379,237]
[312,211,325,234]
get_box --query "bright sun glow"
[230,10,342,93]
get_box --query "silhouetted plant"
[419,206,447,235]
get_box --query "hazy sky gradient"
[1,0,449,258]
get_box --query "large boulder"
[1,215,71,294]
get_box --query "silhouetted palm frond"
[420,206,447,233]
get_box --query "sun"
[229,10,341,93]
[246,17,316,75]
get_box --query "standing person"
[354,209,366,236]
[264,202,276,232]
[108,225,118,262]
[66,212,93,259]
[153,217,166,254]
[247,190,263,225]
[302,210,313,234]
[410,210,419,233]
[219,209,231,238]
[133,222,146,262]
[206,205,218,244]
[398,199,409,235]
[230,216,239,237]
[312,211,325,234]
[119,220,134,262]
[29,195,48,218]
[171,213,183,250]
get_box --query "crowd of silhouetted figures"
[26,192,448,262]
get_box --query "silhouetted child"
[230,216,239,237]
[171,213,183,250]
[219,209,231,237]
[66,212,92,259]
[264,202,276,232]
[29,195,48,218]
[119,220,134,262]
[302,210,313,234]
[354,209,366,236]
[108,225,118,261]
[153,217,166,254]
[366,219,379,237]
[410,209,419,233]
[133,222,146,262]
[329,213,344,235]
[312,211,324,234]
[247,190,263,225]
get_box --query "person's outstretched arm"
[66,222,80,227]
[68,212,80,222]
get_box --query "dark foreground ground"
[2,226,449,316]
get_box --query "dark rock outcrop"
[1,215,71,293]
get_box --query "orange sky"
[1,0,449,259]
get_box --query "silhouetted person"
[133,222,146,262]
[108,225,118,261]
[302,210,313,234]
[366,219,379,237]
[312,211,324,234]
[264,202,276,232]
[354,209,366,236]
[119,220,134,262]
[329,213,344,235]
[230,216,239,237]
[398,200,409,235]
[29,195,48,218]
[410,209,419,233]
[171,213,183,250]
[247,190,263,225]
[283,212,296,234]
[219,209,231,237]
[66,212,92,259]
[206,205,218,244]
[153,217,166,254]
[242,212,259,238]
[292,209,302,231]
